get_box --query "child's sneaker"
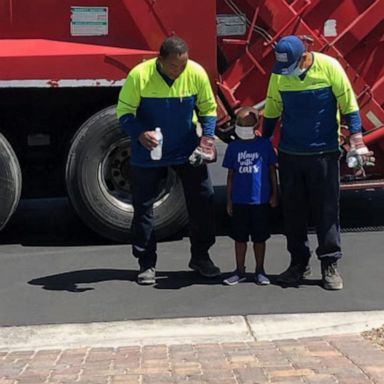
[255,272,270,285]
[223,271,246,286]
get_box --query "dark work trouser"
[131,163,216,270]
[278,151,342,267]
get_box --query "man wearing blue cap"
[262,35,374,290]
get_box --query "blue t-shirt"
[222,138,277,204]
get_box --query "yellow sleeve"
[196,69,217,118]
[329,58,359,115]
[116,68,141,119]
[264,74,283,119]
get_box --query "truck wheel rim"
[98,138,175,211]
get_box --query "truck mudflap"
[0,133,22,231]
[65,106,189,243]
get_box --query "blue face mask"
[282,56,306,76]
[289,64,306,76]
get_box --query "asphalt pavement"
[0,193,383,327]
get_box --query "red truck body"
[0,0,383,239]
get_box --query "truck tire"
[65,105,188,243]
[0,133,22,231]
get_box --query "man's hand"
[138,131,159,151]
[349,132,374,160]
[348,133,375,177]
[189,136,217,166]
[346,149,375,177]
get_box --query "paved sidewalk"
[1,333,384,384]
[2,312,384,384]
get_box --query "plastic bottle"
[150,127,163,160]
[347,155,359,168]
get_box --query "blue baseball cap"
[272,35,305,75]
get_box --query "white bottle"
[347,155,359,168]
[150,127,163,160]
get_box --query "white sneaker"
[137,267,156,285]
[223,271,247,286]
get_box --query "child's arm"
[269,164,278,208]
[226,169,234,216]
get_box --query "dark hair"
[236,107,259,126]
[159,36,189,58]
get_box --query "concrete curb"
[247,310,384,340]
[1,311,384,351]
[0,316,252,351]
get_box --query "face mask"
[235,125,256,140]
[289,65,306,76]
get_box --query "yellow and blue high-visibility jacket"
[263,52,361,155]
[116,58,217,167]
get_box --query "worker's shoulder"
[186,59,209,76]
[314,52,342,69]
[129,57,157,76]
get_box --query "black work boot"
[321,258,343,290]
[276,263,311,285]
[188,257,221,277]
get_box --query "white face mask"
[289,65,306,76]
[235,125,256,140]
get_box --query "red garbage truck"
[0,0,383,241]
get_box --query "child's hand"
[269,194,278,208]
[226,202,233,216]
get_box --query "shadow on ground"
[28,268,323,292]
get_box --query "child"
[222,107,278,285]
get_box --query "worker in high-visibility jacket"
[262,35,374,290]
[116,36,220,285]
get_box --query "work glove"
[347,133,375,177]
[189,136,217,167]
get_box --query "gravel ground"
[362,324,384,349]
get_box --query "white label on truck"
[217,14,246,36]
[323,19,337,37]
[366,111,384,128]
[71,7,108,36]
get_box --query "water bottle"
[150,127,163,160]
[346,150,362,168]
[347,155,359,168]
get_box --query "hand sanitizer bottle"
[150,127,163,160]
